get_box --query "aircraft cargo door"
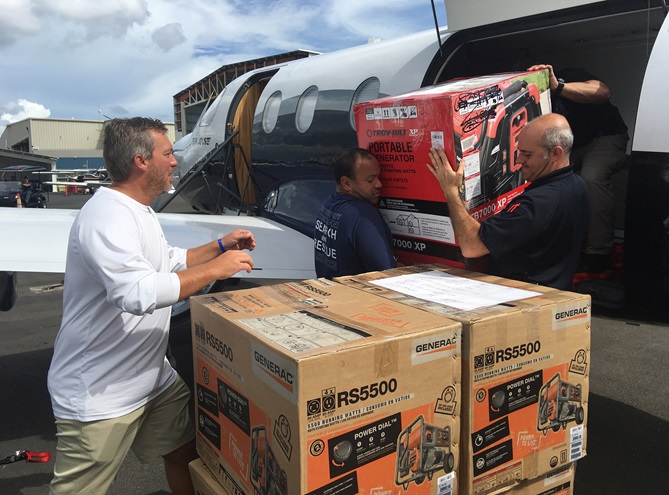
[232,82,266,206]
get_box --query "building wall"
[31,120,106,152]
[1,119,176,169]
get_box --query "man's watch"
[554,78,565,96]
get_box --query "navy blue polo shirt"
[314,192,397,279]
[478,166,589,290]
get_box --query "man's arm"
[528,64,610,104]
[426,148,490,258]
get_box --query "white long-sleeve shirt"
[48,187,187,421]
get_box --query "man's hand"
[178,250,254,300]
[426,147,464,200]
[528,64,558,91]
[221,229,256,251]
[211,250,254,279]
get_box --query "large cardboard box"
[336,265,589,495]
[191,279,462,495]
[190,457,230,495]
[507,463,576,495]
[354,70,551,267]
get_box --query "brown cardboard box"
[191,278,462,495]
[189,457,230,495]
[335,265,589,495]
[505,463,576,495]
[353,70,550,268]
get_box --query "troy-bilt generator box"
[190,457,230,495]
[190,279,462,495]
[335,265,589,495]
[354,70,550,267]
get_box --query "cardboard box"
[354,70,551,267]
[335,265,589,495]
[189,457,230,495]
[506,463,576,495]
[191,279,462,495]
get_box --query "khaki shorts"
[49,376,195,495]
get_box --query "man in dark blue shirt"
[427,113,589,290]
[314,148,397,279]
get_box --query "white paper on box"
[369,270,541,310]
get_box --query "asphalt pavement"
[1,191,669,494]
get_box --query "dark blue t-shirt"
[554,67,628,147]
[314,192,397,279]
[478,166,589,290]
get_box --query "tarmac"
[1,191,669,494]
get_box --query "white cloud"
[0,0,441,132]
[0,99,51,136]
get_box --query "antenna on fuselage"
[430,0,444,57]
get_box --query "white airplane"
[36,168,111,194]
[2,0,668,316]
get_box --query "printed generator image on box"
[354,70,550,267]
[335,264,589,495]
[191,279,462,495]
[395,414,455,490]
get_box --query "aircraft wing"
[0,209,316,279]
[44,181,108,188]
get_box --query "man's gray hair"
[543,124,574,156]
[103,117,167,182]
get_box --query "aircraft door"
[232,82,266,205]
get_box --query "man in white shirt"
[47,117,256,495]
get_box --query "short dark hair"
[103,117,168,182]
[334,148,376,185]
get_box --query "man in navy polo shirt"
[314,148,397,279]
[427,113,589,290]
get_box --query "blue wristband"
[217,238,226,253]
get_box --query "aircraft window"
[295,86,319,133]
[350,77,381,130]
[262,91,282,133]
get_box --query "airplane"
[2,0,669,319]
[38,168,111,194]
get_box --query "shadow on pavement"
[0,348,55,443]
[575,393,669,494]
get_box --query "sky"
[0,0,446,136]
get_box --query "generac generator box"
[506,463,576,495]
[190,279,462,495]
[335,265,589,495]
[190,457,230,495]
[354,70,550,267]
